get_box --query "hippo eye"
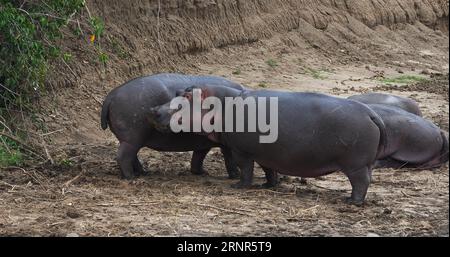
[184,93,193,101]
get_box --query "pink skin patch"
[207,132,220,143]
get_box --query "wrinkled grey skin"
[348,93,423,116]
[101,73,244,179]
[368,104,449,169]
[151,85,387,205]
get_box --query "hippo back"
[101,73,245,130]
[146,73,244,92]
[348,93,422,117]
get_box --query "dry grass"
[0,142,448,236]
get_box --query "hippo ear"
[200,88,209,100]
[185,86,199,93]
[175,89,185,97]
[183,91,193,101]
[182,86,209,101]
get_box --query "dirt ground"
[1,46,448,236]
[0,0,449,237]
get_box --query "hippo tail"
[100,94,112,130]
[368,111,388,159]
[439,130,449,165]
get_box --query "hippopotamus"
[150,85,387,205]
[366,104,448,169]
[348,93,422,116]
[100,73,244,179]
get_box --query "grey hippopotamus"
[101,73,244,179]
[348,93,422,116]
[150,85,387,205]
[367,104,448,169]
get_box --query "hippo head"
[149,85,242,139]
[148,100,176,132]
[149,86,214,134]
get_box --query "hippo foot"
[345,197,365,207]
[231,182,253,189]
[120,173,136,180]
[133,169,147,177]
[227,171,240,180]
[190,168,209,176]
[177,171,190,176]
[261,182,279,189]
[132,158,147,177]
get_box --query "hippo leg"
[345,167,371,206]
[261,166,279,188]
[231,152,254,189]
[190,149,210,175]
[133,157,145,176]
[220,147,240,179]
[374,158,409,169]
[117,142,141,180]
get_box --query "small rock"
[421,69,431,75]
[383,208,392,215]
[396,68,404,74]
[66,233,79,237]
[35,216,47,223]
[366,233,380,237]
[66,210,81,219]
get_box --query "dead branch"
[0,131,35,152]
[41,128,64,137]
[0,131,46,160]
[40,136,54,165]
[0,119,13,133]
[62,170,85,189]
[195,203,255,216]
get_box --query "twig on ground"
[0,180,22,189]
[84,4,92,19]
[309,183,349,192]
[92,95,103,106]
[40,136,54,165]
[95,201,159,207]
[0,82,19,96]
[62,170,85,189]
[12,166,48,190]
[0,131,45,160]
[0,119,13,133]
[62,58,77,78]
[400,190,410,197]
[41,129,64,137]
[195,203,255,216]
[243,189,295,195]
[157,0,161,50]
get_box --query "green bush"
[0,137,23,167]
[379,75,427,84]
[266,59,278,68]
[0,0,85,109]
[0,0,87,166]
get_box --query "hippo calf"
[367,104,448,169]
[101,73,244,179]
[348,93,422,116]
[151,85,387,205]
